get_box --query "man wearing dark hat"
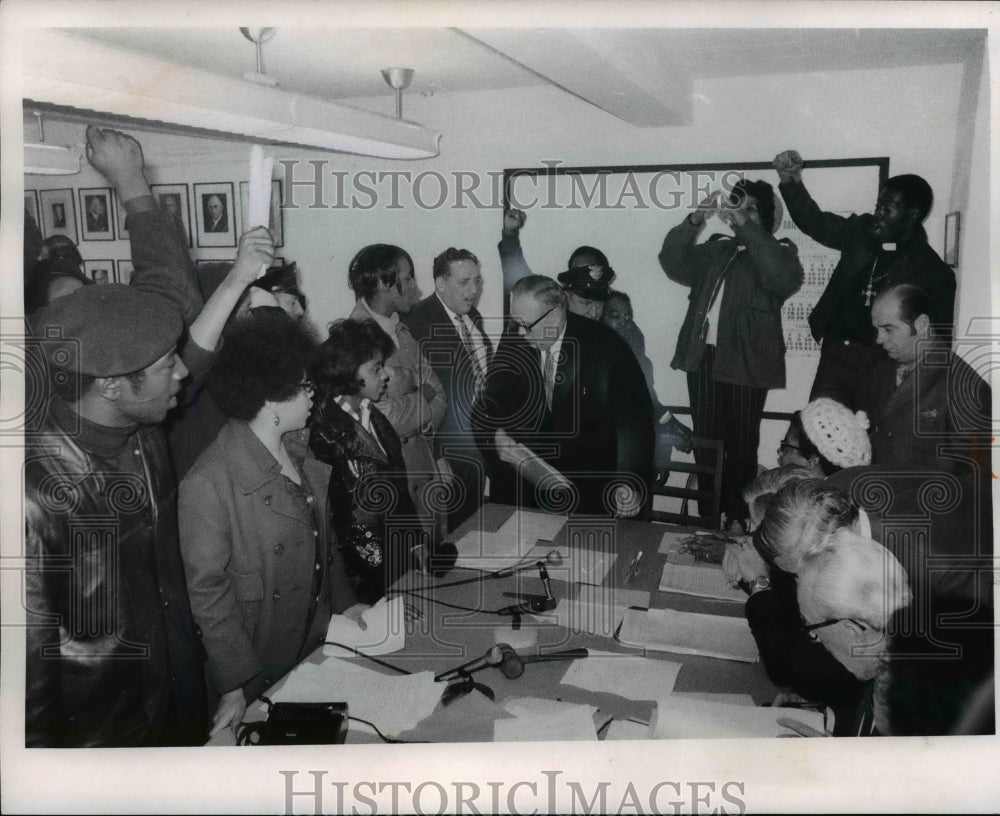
[24,284,208,747]
[659,181,803,530]
[556,248,615,321]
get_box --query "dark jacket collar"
[49,395,142,460]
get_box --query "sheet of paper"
[560,653,682,700]
[495,509,568,543]
[604,719,652,740]
[658,561,746,602]
[247,145,274,229]
[494,702,598,742]
[535,585,649,638]
[617,607,759,663]
[673,691,757,707]
[322,596,406,657]
[650,695,826,739]
[657,530,691,555]
[451,530,527,571]
[269,658,441,737]
[501,696,598,720]
[523,543,617,586]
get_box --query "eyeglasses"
[778,441,805,453]
[510,306,555,334]
[801,618,864,641]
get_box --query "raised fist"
[773,150,804,183]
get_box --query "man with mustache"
[773,150,955,414]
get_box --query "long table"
[216,504,778,744]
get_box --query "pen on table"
[623,550,643,583]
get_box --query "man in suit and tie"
[473,275,654,516]
[204,194,228,233]
[405,247,492,531]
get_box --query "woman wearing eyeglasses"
[179,309,359,740]
[309,319,432,607]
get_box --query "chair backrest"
[649,436,724,529]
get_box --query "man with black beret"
[24,284,209,747]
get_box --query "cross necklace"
[863,255,887,306]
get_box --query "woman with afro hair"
[178,308,361,740]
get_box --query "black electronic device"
[237,702,349,745]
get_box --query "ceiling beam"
[459,28,691,127]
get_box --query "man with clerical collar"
[774,149,956,412]
[404,247,492,531]
[24,284,207,747]
[867,283,991,477]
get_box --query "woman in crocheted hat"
[777,398,871,477]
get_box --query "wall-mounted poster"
[195,182,236,248]
[239,179,284,247]
[83,259,114,284]
[151,183,193,248]
[79,187,115,241]
[39,188,78,242]
[944,211,961,268]
[114,191,130,241]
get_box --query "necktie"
[456,315,486,394]
[542,348,556,410]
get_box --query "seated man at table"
[473,275,654,516]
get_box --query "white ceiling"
[66,26,983,105]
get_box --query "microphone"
[435,644,507,682]
[492,550,563,578]
[499,646,590,680]
[497,596,555,616]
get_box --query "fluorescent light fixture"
[24,142,82,175]
[22,30,441,160]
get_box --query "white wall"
[27,58,976,468]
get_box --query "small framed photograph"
[24,189,40,227]
[78,187,115,241]
[114,192,130,241]
[151,183,193,248]
[39,188,78,242]
[239,179,284,247]
[194,182,236,248]
[83,260,114,285]
[944,211,961,268]
[116,259,135,285]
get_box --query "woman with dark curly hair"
[310,318,430,604]
[178,309,360,739]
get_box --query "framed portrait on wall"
[24,189,40,227]
[239,179,284,247]
[83,260,115,284]
[944,211,961,268]
[116,259,135,284]
[151,183,193,248]
[114,192,130,240]
[194,182,236,248]
[39,188,78,242]
[78,187,115,241]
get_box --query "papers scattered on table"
[603,719,652,740]
[658,561,746,602]
[495,510,567,543]
[617,607,758,663]
[673,691,756,707]
[451,530,530,572]
[649,695,826,739]
[559,650,682,700]
[323,596,406,657]
[494,697,598,741]
[269,658,440,737]
[535,585,649,638]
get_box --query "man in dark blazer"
[473,275,654,517]
[774,150,956,412]
[404,247,492,531]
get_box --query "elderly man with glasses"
[473,274,653,517]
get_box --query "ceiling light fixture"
[22,30,440,160]
[24,110,81,175]
[239,27,278,88]
[381,68,415,119]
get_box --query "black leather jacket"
[24,400,207,747]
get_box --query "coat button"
[274,543,285,555]
[272,590,281,600]
[306,495,314,504]
[264,495,272,506]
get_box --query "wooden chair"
[649,436,724,530]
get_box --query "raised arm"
[728,217,804,299]
[773,149,858,251]
[85,126,203,325]
[657,191,723,287]
[498,209,532,307]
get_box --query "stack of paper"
[494,510,567,543]
[617,607,758,663]
[559,651,682,700]
[658,561,746,602]
[494,697,598,741]
[323,596,406,657]
[269,658,441,737]
[451,530,528,572]
[650,695,826,739]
